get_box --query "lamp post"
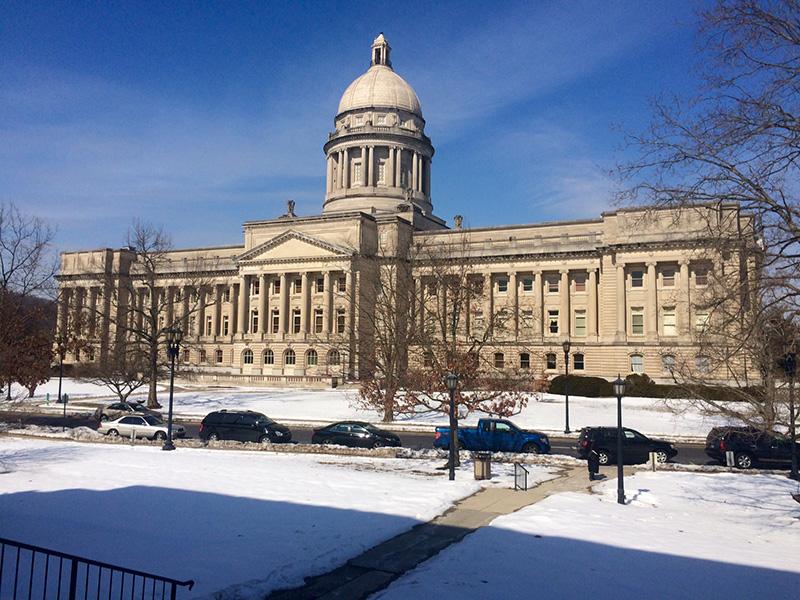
[613,374,627,505]
[162,326,183,451]
[562,339,571,434]
[56,336,67,432]
[445,372,459,481]
[782,353,798,481]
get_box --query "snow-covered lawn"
[0,436,548,598]
[374,471,800,599]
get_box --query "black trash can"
[473,451,492,480]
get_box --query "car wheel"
[107,429,119,437]
[208,432,219,442]
[735,452,754,469]
[522,442,540,454]
[597,450,611,465]
[154,431,166,441]
[258,435,271,445]
[371,441,383,449]
[654,450,669,464]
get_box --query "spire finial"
[371,33,391,68]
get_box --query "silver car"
[98,415,185,441]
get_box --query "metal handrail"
[0,536,194,599]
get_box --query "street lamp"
[56,336,68,432]
[562,339,571,434]
[782,353,798,481]
[612,374,627,505]
[162,326,183,451]
[445,372,459,481]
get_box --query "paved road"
[1,410,713,465]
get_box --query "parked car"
[198,410,292,444]
[434,418,550,454]
[98,415,185,440]
[705,426,799,469]
[576,427,677,465]
[94,402,160,422]
[312,421,401,449]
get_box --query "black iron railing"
[0,536,194,600]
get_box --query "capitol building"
[57,35,750,386]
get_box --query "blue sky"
[0,1,705,251]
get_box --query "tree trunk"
[147,343,160,408]
[382,386,396,422]
[27,385,36,398]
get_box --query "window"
[338,277,346,293]
[630,354,644,374]
[695,355,710,374]
[473,310,484,332]
[520,352,530,369]
[306,349,318,366]
[264,349,274,365]
[574,274,586,293]
[423,351,433,368]
[695,310,709,333]
[215,349,224,363]
[294,279,302,294]
[494,352,505,369]
[252,280,260,295]
[336,309,346,333]
[631,270,644,288]
[378,161,386,184]
[222,315,229,336]
[316,278,324,293]
[522,277,534,292]
[574,310,586,337]
[251,310,259,333]
[662,269,675,287]
[292,309,301,333]
[695,268,708,286]
[546,353,557,370]
[189,316,196,335]
[548,309,559,334]
[353,162,362,185]
[497,278,508,293]
[182,348,190,363]
[314,309,324,333]
[271,310,280,333]
[243,349,254,365]
[573,353,585,370]
[427,282,437,296]
[223,289,231,302]
[284,349,296,366]
[199,349,207,363]
[663,307,676,336]
[273,280,281,295]
[631,308,644,335]
[521,309,534,329]
[328,350,340,365]
[662,354,676,373]
[547,277,559,293]
[205,315,212,336]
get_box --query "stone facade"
[57,34,754,386]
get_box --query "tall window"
[662,268,675,287]
[284,349,296,366]
[573,353,585,370]
[271,310,280,333]
[520,352,530,369]
[353,163,362,185]
[497,278,508,293]
[545,353,557,370]
[377,161,386,185]
[521,309,534,330]
[316,278,324,293]
[273,280,281,295]
[205,315,212,336]
[294,279,302,294]
[215,349,224,363]
[222,315,229,336]
[663,307,676,336]
[574,310,586,337]
[292,309,301,333]
[199,349,206,363]
[522,277,534,292]
[314,309,324,333]
[695,310,710,333]
[251,310,258,333]
[548,309,559,334]
[662,354,676,373]
[243,349,253,364]
[338,277,346,293]
[336,309,346,333]
[631,270,644,288]
[630,354,644,374]
[182,348,190,363]
[574,274,586,292]
[695,268,708,286]
[306,349,318,366]
[328,350,340,365]
[251,279,260,295]
[264,349,274,365]
[494,352,505,369]
[547,277,559,293]
[631,308,644,335]
[423,351,433,368]
[473,310,484,333]
[223,289,230,302]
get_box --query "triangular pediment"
[237,230,354,263]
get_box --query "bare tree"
[75,340,151,402]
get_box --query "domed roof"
[336,35,423,117]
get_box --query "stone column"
[212,285,222,336]
[412,151,419,192]
[198,287,207,338]
[57,288,71,336]
[324,271,333,334]
[344,148,350,189]
[680,260,691,336]
[360,145,367,186]
[646,262,658,338]
[259,274,269,334]
[279,273,288,336]
[337,150,344,189]
[136,288,145,333]
[395,148,402,187]
[229,282,237,335]
[533,270,543,338]
[89,287,99,337]
[588,269,598,339]
[484,273,493,332]
[236,277,248,334]
[368,146,375,186]
[616,262,626,340]
[509,271,518,338]
[388,147,395,187]
[72,288,85,335]
[181,287,190,335]
[560,270,570,338]
[301,272,310,335]
[326,156,333,194]
[166,286,175,327]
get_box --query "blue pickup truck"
[434,418,550,454]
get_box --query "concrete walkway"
[267,465,591,600]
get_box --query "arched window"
[199,349,207,363]
[573,353,585,371]
[328,349,340,365]
[630,354,644,374]
[182,348,190,363]
[519,353,530,369]
[662,354,676,373]
[215,349,223,363]
[284,349,296,366]
[545,353,557,370]
[243,349,254,365]
[494,352,505,369]
[264,349,274,365]
[306,349,318,366]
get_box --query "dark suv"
[199,410,292,444]
[577,426,677,465]
[705,426,799,469]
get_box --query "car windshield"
[144,416,163,426]
[132,404,148,412]
[257,416,275,425]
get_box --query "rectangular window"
[273,280,280,295]
[223,289,231,302]
[316,278,324,293]
[497,278,508,293]
[353,163,362,185]
[631,270,644,288]
[574,274,586,293]
[521,309,534,329]
[205,315,212,336]
[336,309,346,333]
[338,277,346,293]
[378,161,386,184]
[663,307,676,336]
[547,277,559,293]
[573,353,585,371]
[271,310,280,333]
[251,310,258,333]
[314,309,323,333]
[292,309,301,333]
[631,308,644,335]
[546,353,557,370]
[423,351,433,368]
[630,354,644,374]
[548,309,559,334]
[695,269,708,286]
[522,277,533,292]
[520,353,530,369]
[222,315,229,336]
[662,269,675,287]
[494,352,505,369]
[574,310,586,336]
[251,280,260,295]
[294,279,302,294]
[695,311,709,333]
[473,310,484,332]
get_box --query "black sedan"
[577,426,678,465]
[311,421,401,449]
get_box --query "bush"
[548,375,612,397]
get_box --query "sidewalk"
[267,465,591,600]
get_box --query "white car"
[98,415,186,441]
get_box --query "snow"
[374,471,800,600]
[0,436,489,598]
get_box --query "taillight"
[580,439,588,448]
[435,431,441,440]
[199,423,205,433]
[719,440,726,451]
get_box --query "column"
[136,288,145,332]
[680,260,691,336]
[181,286,190,335]
[72,288,84,335]
[237,276,249,334]
[324,271,333,334]
[368,146,375,186]
[343,148,350,189]
[326,156,333,194]
[417,154,423,191]
[411,151,418,192]
[509,272,518,338]
[337,150,344,189]
[57,288,71,336]
[388,147,395,187]
[259,274,269,334]
[484,273,493,331]
[212,285,221,336]
[279,273,288,336]
[229,283,237,335]
[89,287,99,336]
[345,270,353,334]
[588,269,598,339]
[166,286,175,327]
[560,270,570,338]
[395,148,402,187]
[360,145,367,186]
[616,262,626,339]
[533,270,543,337]
[198,287,207,338]
[300,272,310,335]
[646,262,658,337]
